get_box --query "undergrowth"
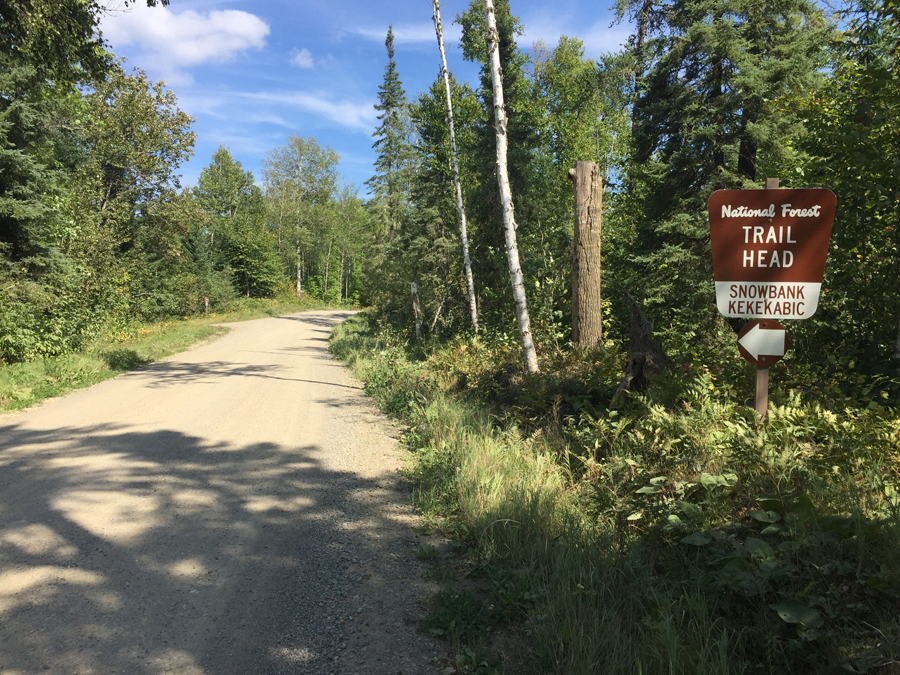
[330,312,900,675]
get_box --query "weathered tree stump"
[568,161,603,349]
[612,289,668,407]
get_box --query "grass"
[0,295,328,413]
[330,311,900,675]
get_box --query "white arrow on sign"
[739,323,786,360]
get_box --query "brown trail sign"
[709,187,836,320]
[708,180,836,420]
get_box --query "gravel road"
[0,311,449,675]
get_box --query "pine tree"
[366,26,414,236]
[627,0,828,341]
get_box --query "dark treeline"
[0,0,370,364]
[2,0,897,381]
[364,0,899,384]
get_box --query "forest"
[0,0,370,364]
[2,0,900,671]
[2,0,896,374]
[363,0,899,381]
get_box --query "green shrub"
[331,312,900,675]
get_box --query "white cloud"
[242,92,377,133]
[180,90,377,134]
[520,14,632,60]
[290,48,315,69]
[351,22,460,44]
[101,4,270,84]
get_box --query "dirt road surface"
[0,311,448,675]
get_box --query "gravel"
[0,311,450,674]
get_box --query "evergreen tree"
[390,75,481,334]
[366,26,414,236]
[796,0,900,366]
[626,0,829,345]
[0,0,170,260]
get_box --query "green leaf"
[700,473,720,488]
[682,532,712,546]
[677,501,703,520]
[649,476,668,485]
[636,485,662,494]
[769,601,824,628]
[626,512,643,521]
[744,537,775,560]
[800,627,821,642]
[701,472,738,489]
[750,510,781,523]
[758,498,782,511]
[760,524,782,535]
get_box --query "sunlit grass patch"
[330,311,900,675]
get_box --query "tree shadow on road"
[127,360,362,391]
[0,422,424,674]
[271,312,357,330]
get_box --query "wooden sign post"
[738,317,790,417]
[709,178,836,420]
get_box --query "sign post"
[738,317,790,416]
[709,178,836,420]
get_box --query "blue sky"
[100,0,632,193]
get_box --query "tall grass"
[331,313,900,675]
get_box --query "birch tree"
[432,0,479,333]
[481,0,539,373]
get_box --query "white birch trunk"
[482,0,539,373]
[411,282,424,342]
[432,0,479,333]
[345,258,350,302]
[338,248,345,306]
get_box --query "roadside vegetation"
[0,295,324,412]
[1,2,371,371]
[336,2,900,670]
[333,312,900,675]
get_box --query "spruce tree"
[796,0,900,366]
[626,0,828,342]
[366,26,414,236]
